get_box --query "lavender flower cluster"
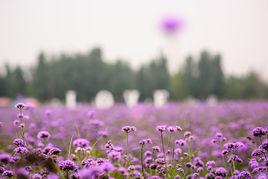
[0,102,267,178]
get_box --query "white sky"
[0,0,268,77]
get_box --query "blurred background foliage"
[0,47,267,102]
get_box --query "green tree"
[137,55,170,101]
[170,72,187,100]
[33,52,50,100]
[0,74,5,96]
[182,55,197,97]
[2,65,27,98]
[107,60,136,101]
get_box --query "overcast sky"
[0,0,268,77]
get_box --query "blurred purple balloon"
[161,16,183,34]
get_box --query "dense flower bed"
[0,102,267,178]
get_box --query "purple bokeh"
[161,16,183,34]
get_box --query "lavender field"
[0,102,267,178]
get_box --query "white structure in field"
[66,90,77,109]
[95,90,114,109]
[207,94,218,106]
[185,96,199,105]
[123,90,140,107]
[153,89,169,107]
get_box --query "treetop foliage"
[0,47,267,102]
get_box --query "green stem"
[125,133,130,167]
[160,132,167,174]
[68,134,74,158]
[232,160,236,176]
[75,122,81,138]
[91,136,103,150]
[187,143,192,162]
[172,143,175,164]
[126,133,129,155]
[141,145,144,176]
[65,171,69,179]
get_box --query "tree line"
[0,47,267,102]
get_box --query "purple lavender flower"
[13,119,20,126]
[108,151,121,161]
[249,158,259,169]
[251,148,266,157]
[152,146,161,153]
[144,156,153,164]
[78,167,103,179]
[206,160,215,167]
[175,139,186,147]
[156,125,167,132]
[0,153,11,163]
[0,166,4,174]
[102,161,115,173]
[31,173,42,179]
[14,147,29,155]
[193,157,204,167]
[222,149,229,156]
[205,173,215,179]
[176,126,182,132]
[228,154,243,163]
[59,159,77,171]
[47,147,61,156]
[155,158,166,165]
[185,162,192,168]
[252,127,266,137]
[174,175,181,179]
[257,173,267,179]
[117,166,126,174]
[149,163,157,170]
[215,167,227,177]
[186,173,199,178]
[234,141,246,150]
[47,173,59,179]
[139,138,152,145]
[184,131,192,138]
[127,165,136,172]
[37,131,51,139]
[45,109,52,117]
[238,170,251,179]
[167,126,176,133]
[86,110,96,119]
[258,173,267,179]
[113,146,123,152]
[73,138,90,149]
[206,160,215,171]
[144,150,152,157]
[132,170,141,178]
[2,170,14,177]
[15,103,25,110]
[98,130,108,138]
[224,142,235,150]
[224,142,246,152]
[148,176,161,179]
[25,166,32,172]
[122,126,136,133]
[174,148,182,156]
[13,138,25,147]
[260,139,268,151]
[252,166,267,174]
[216,132,223,138]
[88,119,104,127]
